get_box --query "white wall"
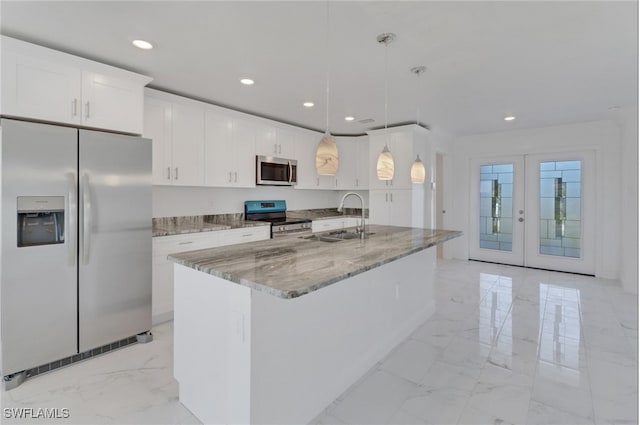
[613,105,638,293]
[448,119,623,281]
[153,186,345,217]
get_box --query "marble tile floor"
[2,260,637,425]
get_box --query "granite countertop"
[153,214,269,237]
[168,225,462,299]
[286,208,369,221]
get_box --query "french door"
[469,152,595,275]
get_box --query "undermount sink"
[300,230,375,243]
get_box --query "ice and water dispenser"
[17,196,65,247]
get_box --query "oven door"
[256,156,297,186]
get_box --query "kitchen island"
[169,225,461,425]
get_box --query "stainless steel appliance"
[244,200,311,237]
[256,156,297,186]
[0,119,152,388]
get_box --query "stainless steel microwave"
[256,156,297,186]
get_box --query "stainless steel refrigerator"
[0,119,152,386]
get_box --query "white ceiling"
[1,1,637,137]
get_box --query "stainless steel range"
[244,200,311,237]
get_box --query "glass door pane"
[479,164,514,251]
[539,161,582,258]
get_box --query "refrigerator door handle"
[82,173,92,265]
[67,172,77,266]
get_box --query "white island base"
[174,248,436,425]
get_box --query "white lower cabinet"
[152,226,270,323]
[312,217,368,233]
[369,189,414,227]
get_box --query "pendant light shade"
[316,134,338,175]
[376,32,396,181]
[315,1,339,176]
[411,155,426,184]
[377,144,394,180]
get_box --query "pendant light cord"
[384,36,389,133]
[325,1,330,135]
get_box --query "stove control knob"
[280,226,285,231]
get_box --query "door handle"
[288,161,293,184]
[82,173,92,265]
[67,172,77,266]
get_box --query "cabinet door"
[2,46,82,125]
[82,71,144,134]
[232,119,257,187]
[275,127,297,158]
[172,103,205,186]
[254,122,278,156]
[204,110,233,186]
[152,261,174,319]
[388,189,414,227]
[356,137,370,190]
[368,190,390,225]
[144,97,173,185]
[388,132,414,190]
[335,138,358,190]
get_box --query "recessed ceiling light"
[132,39,153,50]
[240,78,255,85]
[504,116,516,121]
[303,102,314,108]
[345,116,355,121]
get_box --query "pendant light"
[315,2,338,176]
[376,33,395,181]
[410,66,426,184]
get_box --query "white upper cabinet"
[144,89,205,186]
[335,136,369,190]
[144,96,173,185]
[81,70,146,135]
[1,36,151,134]
[295,132,335,189]
[204,109,256,188]
[172,102,205,186]
[254,123,278,157]
[255,124,296,158]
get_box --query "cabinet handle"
[71,99,78,117]
[228,172,232,182]
[356,178,359,187]
[242,234,252,237]
[385,193,388,202]
[316,177,319,186]
[274,143,278,154]
[175,168,179,180]
[390,193,393,202]
[335,179,338,187]
[85,102,90,119]
[167,167,171,180]
[278,144,282,154]
[178,241,193,245]
[234,172,238,183]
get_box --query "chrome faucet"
[337,192,366,239]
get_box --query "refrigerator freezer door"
[1,119,78,375]
[78,130,152,351]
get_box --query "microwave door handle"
[82,173,92,265]
[288,161,293,184]
[67,172,77,266]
